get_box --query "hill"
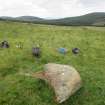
[15,16,44,22]
[0,12,105,26]
[48,12,105,26]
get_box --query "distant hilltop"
[0,12,105,26]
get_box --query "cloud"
[81,0,105,11]
[0,0,105,18]
[0,0,49,17]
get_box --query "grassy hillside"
[1,12,105,26]
[0,21,105,105]
[49,12,105,26]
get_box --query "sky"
[0,0,105,19]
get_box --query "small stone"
[72,48,79,54]
[0,40,10,48]
[58,48,67,54]
[32,47,41,58]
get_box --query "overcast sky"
[0,0,105,19]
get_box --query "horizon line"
[0,12,105,20]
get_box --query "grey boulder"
[34,63,82,103]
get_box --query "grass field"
[0,21,105,105]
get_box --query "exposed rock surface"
[34,63,82,103]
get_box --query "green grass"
[0,21,105,105]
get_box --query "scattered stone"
[16,42,23,49]
[32,47,41,58]
[33,63,82,103]
[72,48,79,54]
[58,48,67,54]
[0,41,10,48]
